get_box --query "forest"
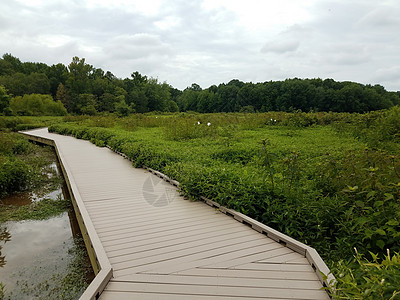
[0,53,399,116]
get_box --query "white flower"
[207,122,211,126]
[197,121,201,125]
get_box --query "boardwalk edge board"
[106,140,336,290]
[20,130,112,300]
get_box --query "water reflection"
[0,155,93,299]
[0,227,11,268]
[0,213,91,299]
[0,162,66,207]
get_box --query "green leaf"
[386,219,399,226]
[384,193,394,200]
[376,239,385,249]
[375,229,386,236]
[355,201,364,207]
[374,201,384,207]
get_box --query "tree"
[0,85,10,113]
[1,53,23,73]
[27,72,50,94]
[188,83,202,91]
[47,63,68,96]
[196,90,214,113]
[66,56,93,95]
[115,98,134,117]
[98,93,117,112]
[76,93,97,115]
[215,84,239,112]
[56,83,69,111]
[145,79,170,112]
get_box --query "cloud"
[261,39,300,54]
[106,34,172,60]
[0,0,399,91]
[356,6,399,28]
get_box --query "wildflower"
[197,121,201,125]
[207,122,211,126]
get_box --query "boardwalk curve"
[21,128,333,300]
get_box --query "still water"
[0,162,93,299]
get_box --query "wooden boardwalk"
[21,128,333,300]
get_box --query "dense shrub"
[0,157,31,197]
[9,94,67,116]
[328,250,400,299]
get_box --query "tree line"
[0,53,399,116]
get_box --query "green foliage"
[0,157,31,197]
[349,106,400,152]
[0,131,63,198]
[0,85,10,114]
[0,116,63,131]
[114,98,134,117]
[9,94,67,116]
[0,132,31,155]
[328,250,400,299]
[1,54,399,116]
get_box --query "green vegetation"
[9,94,67,116]
[1,54,399,117]
[48,108,400,299]
[0,131,64,199]
[0,197,69,223]
[327,250,400,299]
[0,130,91,300]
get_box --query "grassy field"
[2,109,399,298]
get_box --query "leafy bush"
[328,250,400,299]
[0,132,31,155]
[0,157,31,197]
[9,94,67,116]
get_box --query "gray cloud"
[261,39,300,54]
[0,0,399,91]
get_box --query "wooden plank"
[104,222,247,255]
[229,262,314,272]
[107,226,254,259]
[97,214,241,240]
[175,267,320,281]
[114,242,284,277]
[258,252,309,264]
[101,218,247,248]
[113,273,323,289]
[113,237,270,274]
[200,247,294,269]
[110,232,268,265]
[104,281,329,300]
[100,291,274,300]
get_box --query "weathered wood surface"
[22,128,331,300]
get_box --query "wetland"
[0,134,93,299]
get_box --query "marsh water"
[0,157,93,299]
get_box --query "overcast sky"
[1,0,399,91]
